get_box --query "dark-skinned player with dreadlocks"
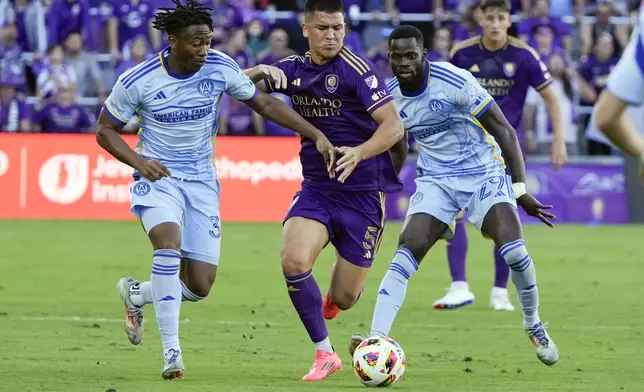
[97,0,336,380]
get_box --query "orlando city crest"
[198,79,216,96]
[503,62,517,77]
[325,74,338,93]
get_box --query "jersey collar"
[159,47,198,80]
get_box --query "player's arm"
[389,128,409,174]
[96,80,170,181]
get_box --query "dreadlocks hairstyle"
[152,0,213,36]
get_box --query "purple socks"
[284,270,328,343]
[493,247,510,288]
[446,220,468,282]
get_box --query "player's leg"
[322,190,386,320]
[120,177,186,379]
[349,178,458,356]
[434,211,475,310]
[467,171,557,366]
[176,179,221,303]
[280,187,341,381]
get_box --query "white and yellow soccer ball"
[352,336,406,387]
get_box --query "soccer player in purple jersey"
[433,0,567,312]
[246,0,406,381]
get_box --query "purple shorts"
[284,183,386,268]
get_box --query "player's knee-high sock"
[180,280,206,302]
[446,220,468,283]
[370,248,419,337]
[131,280,205,305]
[493,247,510,288]
[285,270,332,353]
[130,281,153,306]
[499,240,540,327]
[151,249,182,352]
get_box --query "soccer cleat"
[117,277,144,345]
[322,294,341,320]
[348,333,366,357]
[489,287,515,311]
[162,348,184,380]
[302,349,342,381]
[432,287,475,310]
[526,322,558,366]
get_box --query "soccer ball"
[352,336,406,387]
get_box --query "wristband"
[512,182,527,199]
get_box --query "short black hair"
[153,0,213,36]
[480,0,511,12]
[304,0,345,19]
[388,25,424,48]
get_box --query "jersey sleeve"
[339,51,393,115]
[262,56,297,96]
[524,47,553,92]
[448,47,465,68]
[103,73,141,126]
[219,54,258,102]
[455,68,495,119]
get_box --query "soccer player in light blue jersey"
[349,26,559,366]
[97,0,335,380]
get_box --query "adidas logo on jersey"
[399,110,408,119]
[154,91,167,100]
[469,64,480,73]
[292,78,301,86]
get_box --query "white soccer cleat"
[162,348,184,380]
[526,322,558,366]
[433,287,475,310]
[489,287,515,311]
[117,277,144,345]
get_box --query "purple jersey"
[47,0,92,47]
[450,36,552,130]
[578,54,618,96]
[110,0,154,48]
[264,47,402,193]
[34,102,92,133]
[519,17,570,49]
[0,97,29,133]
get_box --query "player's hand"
[135,158,171,182]
[335,146,365,183]
[517,193,556,228]
[257,64,288,90]
[550,139,568,171]
[315,135,336,179]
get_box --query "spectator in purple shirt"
[6,0,47,56]
[47,0,93,49]
[107,0,161,62]
[32,83,93,133]
[519,0,571,54]
[532,25,570,68]
[451,4,482,43]
[211,0,245,47]
[115,35,150,76]
[257,28,296,65]
[427,26,451,61]
[36,44,77,100]
[0,75,30,132]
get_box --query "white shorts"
[130,177,221,265]
[607,27,644,105]
[406,169,517,239]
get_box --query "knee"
[181,269,216,299]
[330,288,361,311]
[398,233,430,262]
[281,246,312,275]
[149,223,182,251]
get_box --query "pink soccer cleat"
[322,294,342,320]
[301,350,342,381]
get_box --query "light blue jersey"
[104,48,258,181]
[389,61,504,178]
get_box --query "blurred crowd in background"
[0,0,641,156]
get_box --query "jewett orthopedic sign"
[0,134,303,221]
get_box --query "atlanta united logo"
[503,62,517,77]
[325,74,338,93]
[198,79,216,96]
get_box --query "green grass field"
[1,220,643,392]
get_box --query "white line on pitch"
[9,316,635,330]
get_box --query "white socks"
[499,239,540,327]
[151,249,182,351]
